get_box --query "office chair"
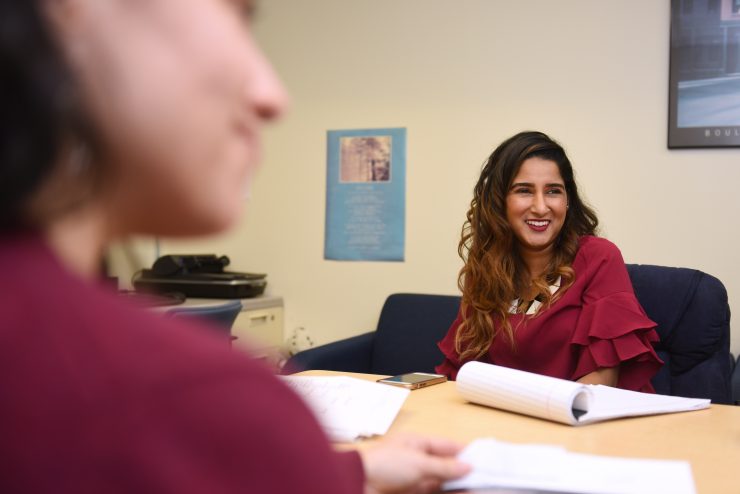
[287,265,733,404]
[730,355,740,405]
[284,293,458,376]
[626,264,732,404]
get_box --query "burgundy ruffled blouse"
[436,236,663,392]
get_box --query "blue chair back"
[371,293,460,376]
[626,264,732,403]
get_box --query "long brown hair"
[455,131,598,361]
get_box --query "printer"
[132,254,266,299]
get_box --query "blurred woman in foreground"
[0,1,468,492]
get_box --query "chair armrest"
[283,332,375,374]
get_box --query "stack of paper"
[444,439,696,494]
[281,375,409,442]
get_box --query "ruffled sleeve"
[435,311,465,380]
[570,238,663,392]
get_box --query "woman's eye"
[546,188,563,195]
[514,188,532,195]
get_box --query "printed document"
[444,438,696,494]
[281,375,409,442]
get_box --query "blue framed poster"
[325,128,406,261]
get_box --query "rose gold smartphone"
[376,372,447,390]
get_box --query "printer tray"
[133,274,266,299]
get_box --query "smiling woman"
[435,131,663,392]
[505,156,568,262]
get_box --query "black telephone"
[133,254,267,299]
[152,254,231,276]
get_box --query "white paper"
[444,438,696,494]
[456,361,710,426]
[579,384,710,423]
[280,375,409,441]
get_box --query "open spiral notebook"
[456,361,710,426]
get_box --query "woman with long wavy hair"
[436,131,662,391]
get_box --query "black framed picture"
[669,0,740,148]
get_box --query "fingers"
[386,433,467,457]
[360,434,471,494]
[417,454,471,480]
[417,435,467,457]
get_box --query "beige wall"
[159,0,739,355]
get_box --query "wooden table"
[300,371,740,493]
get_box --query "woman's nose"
[246,44,289,122]
[530,192,548,214]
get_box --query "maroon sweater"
[0,233,363,493]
